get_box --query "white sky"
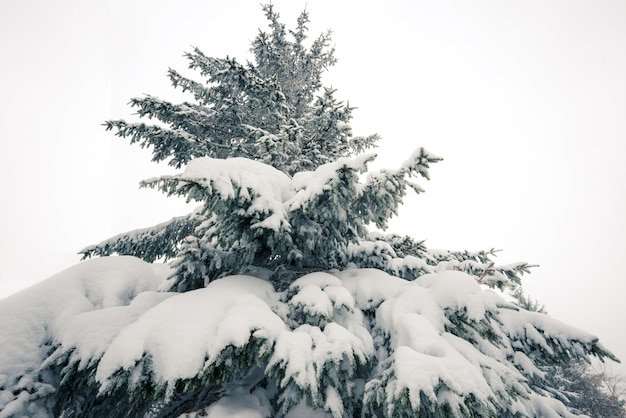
[1,0,625,373]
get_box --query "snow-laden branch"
[1,261,615,416]
[80,213,200,263]
[137,151,443,290]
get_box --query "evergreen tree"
[512,291,626,417]
[543,360,626,418]
[0,5,620,418]
[80,4,530,293]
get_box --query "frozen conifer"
[0,5,619,418]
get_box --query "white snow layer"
[180,387,272,418]
[288,154,374,211]
[164,155,379,232]
[96,274,286,388]
[178,157,294,231]
[0,257,171,418]
[0,256,169,380]
[0,257,609,417]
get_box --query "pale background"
[1,0,625,374]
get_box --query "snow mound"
[96,275,286,388]
[0,261,613,417]
[0,256,169,379]
[0,256,170,418]
[180,387,272,418]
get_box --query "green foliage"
[104,4,377,175]
[79,3,535,296]
[83,5,380,283]
[21,4,610,418]
[81,214,199,262]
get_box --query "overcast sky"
[1,0,625,373]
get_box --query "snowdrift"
[0,256,611,417]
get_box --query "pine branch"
[103,120,203,168]
[80,214,199,262]
[357,148,442,229]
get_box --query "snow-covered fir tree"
[0,5,620,417]
[542,359,626,417]
[511,291,626,417]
